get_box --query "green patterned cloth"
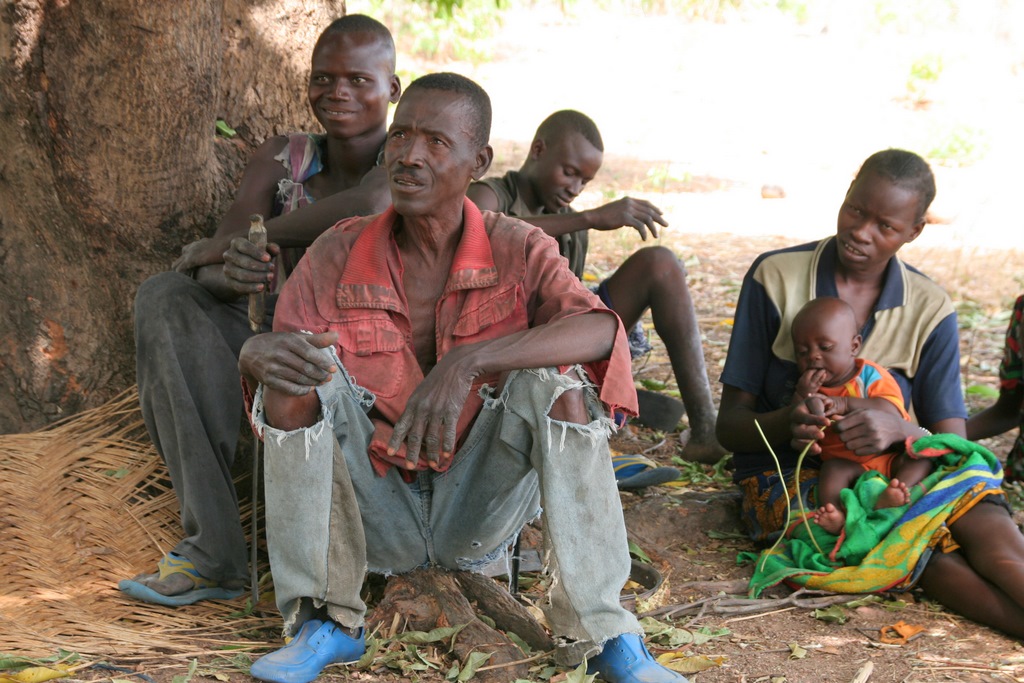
[743,434,1005,597]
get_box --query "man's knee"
[501,368,604,428]
[136,271,190,307]
[628,245,685,278]
[135,271,203,327]
[548,386,589,424]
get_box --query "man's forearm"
[264,191,387,247]
[716,401,798,453]
[456,313,617,378]
[842,396,901,416]
[966,390,1022,440]
[213,171,391,247]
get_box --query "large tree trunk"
[0,0,345,433]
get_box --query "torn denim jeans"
[253,352,641,664]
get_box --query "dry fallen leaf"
[655,652,726,674]
[0,666,72,683]
[879,620,926,645]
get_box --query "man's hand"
[583,197,667,240]
[222,237,279,296]
[173,235,234,273]
[388,347,477,470]
[793,368,827,404]
[239,331,338,396]
[831,408,908,456]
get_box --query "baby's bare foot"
[876,479,911,509]
[813,503,845,535]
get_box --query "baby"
[791,297,933,534]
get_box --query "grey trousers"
[134,271,272,584]
[254,350,642,664]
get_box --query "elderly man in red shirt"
[239,73,687,683]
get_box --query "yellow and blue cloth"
[742,434,1005,597]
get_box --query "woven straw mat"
[0,387,277,663]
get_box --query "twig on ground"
[641,587,865,620]
[474,650,550,672]
[643,438,667,454]
[914,652,1024,676]
[673,579,749,594]
[721,606,796,624]
[855,627,878,642]
[849,661,874,683]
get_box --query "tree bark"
[0,0,345,433]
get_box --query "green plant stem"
[753,421,825,575]
[793,438,826,557]
[754,420,790,574]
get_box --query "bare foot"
[876,478,911,509]
[127,569,198,597]
[126,561,245,597]
[813,503,845,535]
[678,429,729,464]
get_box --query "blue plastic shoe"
[251,619,365,683]
[587,633,688,683]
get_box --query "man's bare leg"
[604,247,726,463]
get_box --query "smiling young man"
[239,74,689,683]
[121,15,401,607]
[467,111,726,476]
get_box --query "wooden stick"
[474,650,550,672]
[848,661,873,683]
[247,213,267,607]
[247,214,267,333]
[722,606,796,623]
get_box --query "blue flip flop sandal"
[613,453,680,491]
[118,552,244,607]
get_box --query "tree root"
[366,568,546,683]
[454,570,553,651]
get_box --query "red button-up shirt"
[273,198,637,477]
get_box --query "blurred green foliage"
[388,0,980,53]
[872,0,957,32]
[926,122,989,166]
[367,0,504,65]
[907,53,943,100]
